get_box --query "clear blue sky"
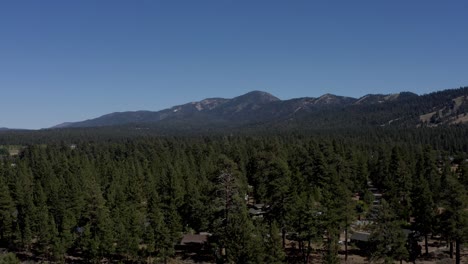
[1,0,467,129]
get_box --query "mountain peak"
[236,90,280,103]
[314,93,356,105]
[354,93,411,105]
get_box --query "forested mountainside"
[0,133,467,263]
[52,86,468,130]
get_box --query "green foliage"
[0,253,20,264]
[224,201,263,264]
[260,222,285,264]
[0,174,15,243]
[370,200,409,264]
[411,166,435,254]
[0,130,466,263]
[0,148,9,156]
[437,174,468,264]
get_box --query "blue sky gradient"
[1,0,467,129]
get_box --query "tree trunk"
[282,228,286,249]
[299,240,305,264]
[455,240,460,264]
[450,241,453,258]
[424,234,429,255]
[345,226,348,262]
[307,240,311,264]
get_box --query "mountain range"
[50,87,468,131]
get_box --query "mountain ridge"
[53,87,468,129]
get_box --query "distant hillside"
[54,87,468,130]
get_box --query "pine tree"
[411,172,434,255]
[0,174,15,245]
[439,175,468,264]
[212,155,268,263]
[261,221,285,264]
[148,190,175,264]
[80,173,113,262]
[224,201,264,264]
[32,182,52,256]
[387,147,412,221]
[14,164,34,250]
[321,172,349,264]
[370,199,409,264]
[288,190,321,264]
[264,156,291,248]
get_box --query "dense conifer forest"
[0,128,467,263]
